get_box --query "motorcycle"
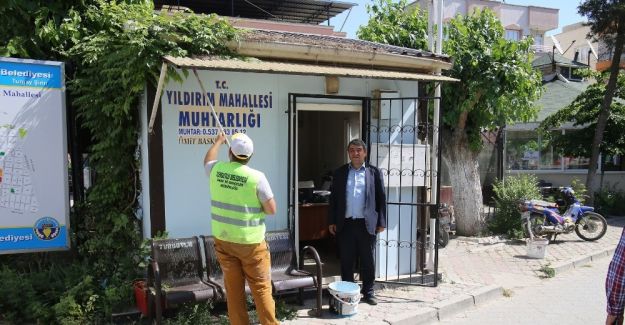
[519,187,607,242]
[437,203,454,248]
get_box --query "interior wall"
[298,111,359,188]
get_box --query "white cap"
[230,133,254,159]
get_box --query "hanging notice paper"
[0,57,69,254]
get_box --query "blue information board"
[0,57,69,254]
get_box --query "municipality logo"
[33,217,60,241]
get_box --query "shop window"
[533,34,544,46]
[539,131,560,170]
[506,130,593,171]
[603,155,625,171]
[505,29,521,41]
[564,156,590,169]
[560,66,570,79]
[506,131,538,170]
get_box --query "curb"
[409,246,618,324]
[551,245,616,276]
[383,285,503,324]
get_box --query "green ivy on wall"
[0,1,237,323]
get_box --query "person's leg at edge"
[215,239,250,325]
[242,241,279,325]
[338,221,357,283]
[357,222,377,299]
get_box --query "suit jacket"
[329,163,387,235]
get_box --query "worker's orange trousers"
[214,238,279,325]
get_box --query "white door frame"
[292,103,362,257]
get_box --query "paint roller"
[192,68,231,147]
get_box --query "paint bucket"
[328,281,361,316]
[526,238,549,259]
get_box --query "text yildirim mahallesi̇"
[165,90,273,130]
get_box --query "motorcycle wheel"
[575,212,607,241]
[438,227,450,248]
[522,213,548,239]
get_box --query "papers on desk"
[313,190,331,197]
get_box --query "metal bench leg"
[316,284,322,316]
[154,294,163,325]
[147,292,154,324]
[298,288,304,306]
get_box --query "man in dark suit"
[328,139,387,305]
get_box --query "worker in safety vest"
[204,132,278,325]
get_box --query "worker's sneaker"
[362,295,378,305]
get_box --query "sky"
[329,0,586,39]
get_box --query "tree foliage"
[358,6,543,235]
[0,0,88,58]
[577,0,625,198]
[357,0,428,50]
[579,0,625,47]
[0,1,237,322]
[442,10,543,150]
[539,71,625,158]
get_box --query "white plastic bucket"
[328,281,361,316]
[526,238,549,259]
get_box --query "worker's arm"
[204,132,227,165]
[261,198,276,215]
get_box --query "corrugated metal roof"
[243,29,451,63]
[154,0,355,24]
[164,56,458,82]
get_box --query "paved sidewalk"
[284,216,625,324]
[440,256,611,324]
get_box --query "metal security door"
[365,94,442,286]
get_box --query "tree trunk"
[586,26,625,204]
[442,127,484,236]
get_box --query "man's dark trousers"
[338,218,376,298]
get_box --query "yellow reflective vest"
[210,161,265,244]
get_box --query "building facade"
[544,22,598,70]
[409,0,558,50]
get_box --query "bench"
[148,231,323,323]
[265,230,322,315]
[201,230,323,316]
[200,235,251,295]
[147,236,221,325]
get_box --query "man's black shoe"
[362,295,378,305]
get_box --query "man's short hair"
[347,139,367,150]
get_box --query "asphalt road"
[439,255,613,324]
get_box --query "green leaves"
[357,0,428,50]
[490,174,541,238]
[65,4,236,318]
[442,9,543,150]
[539,71,625,157]
[0,1,237,323]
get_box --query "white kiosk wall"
[153,69,424,277]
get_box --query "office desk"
[298,203,329,241]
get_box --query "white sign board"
[370,144,428,187]
[154,69,421,238]
[0,57,69,254]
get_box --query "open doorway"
[295,103,361,281]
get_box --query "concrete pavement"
[440,253,611,324]
[284,216,625,324]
